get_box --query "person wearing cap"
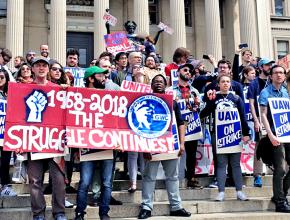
[259,65,290,212]
[247,57,275,188]
[138,74,191,219]
[26,50,36,66]
[27,56,67,220]
[74,66,114,220]
[170,63,202,189]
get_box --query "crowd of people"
[0,23,290,220]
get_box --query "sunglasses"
[0,76,5,80]
[1,55,10,64]
[181,68,191,72]
[21,67,31,71]
[51,67,63,72]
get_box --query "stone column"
[50,0,66,66]
[205,0,222,60]
[239,0,259,56]
[94,0,109,58]
[6,0,24,67]
[256,0,273,59]
[134,0,149,35]
[170,0,187,53]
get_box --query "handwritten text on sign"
[215,108,242,154]
[269,98,290,143]
[64,67,85,88]
[104,32,132,55]
[4,83,173,153]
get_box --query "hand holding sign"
[207,89,216,100]
[158,22,174,35]
[25,90,48,122]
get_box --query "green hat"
[84,66,108,79]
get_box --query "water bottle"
[12,154,25,183]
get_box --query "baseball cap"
[258,58,275,68]
[178,63,194,72]
[31,57,49,66]
[84,66,108,79]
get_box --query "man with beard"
[138,74,191,219]
[171,63,202,189]
[247,58,275,188]
[74,66,114,220]
[40,44,50,60]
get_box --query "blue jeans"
[75,159,114,216]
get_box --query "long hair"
[48,61,69,85]
[0,68,10,96]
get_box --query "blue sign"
[269,98,290,143]
[177,98,203,141]
[64,67,85,88]
[215,108,242,154]
[127,95,171,138]
[0,100,6,145]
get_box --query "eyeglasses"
[51,67,62,72]
[1,55,10,64]
[0,76,5,80]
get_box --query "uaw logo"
[127,95,171,138]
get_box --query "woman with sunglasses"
[15,63,33,83]
[0,68,17,197]
[48,61,70,87]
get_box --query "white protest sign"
[171,69,178,87]
[103,12,117,26]
[269,98,290,143]
[243,86,252,121]
[215,107,242,154]
[158,22,174,35]
[64,67,85,88]
[177,98,203,141]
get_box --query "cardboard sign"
[121,80,152,93]
[0,100,6,146]
[171,69,178,87]
[269,98,290,143]
[177,98,203,141]
[103,12,117,26]
[215,108,242,154]
[243,86,252,121]
[158,22,174,35]
[64,67,85,88]
[4,83,173,154]
[104,32,132,55]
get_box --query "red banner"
[4,83,173,153]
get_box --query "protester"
[0,48,15,82]
[247,58,275,187]
[27,57,67,220]
[66,49,79,67]
[259,65,290,212]
[111,52,128,86]
[25,50,36,66]
[40,44,50,60]
[200,73,250,201]
[0,68,16,197]
[232,47,253,82]
[48,61,70,87]
[171,63,202,188]
[74,66,114,220]
[144,55,164,82]
[138,74,191,219]
[15,63,33,83]
[13,55,26,75]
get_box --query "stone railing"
[44,0,93,6]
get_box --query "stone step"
[115,212,290,220]
[0,199,286,220]
[0,186,274,208]
[9,175,273,194]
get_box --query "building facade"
[0,0,289,67]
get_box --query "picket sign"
[215,107,242,154]
[177,98,203,141]
[0,99,7,146]
[268,97,290,143]
[104,32,132,55]
[158,22,174,35]
[103,12,117,26]
[64,67,85,88]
